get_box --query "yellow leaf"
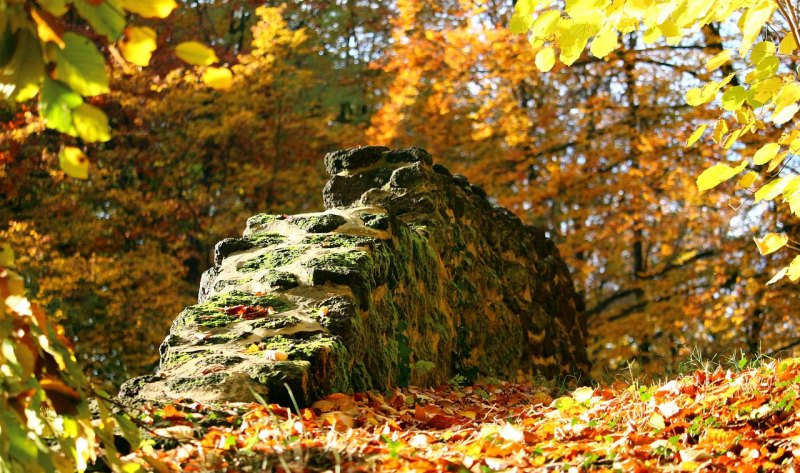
[749,41,775,65]
[774,82,800,112]
[711,119,728,143]
[0,243,14,267]
[706,49,732,71]
[685,124,707,147]
[753,143,780,165]
[767,151,789,173]
[31,8,65,48]
[119,26,157,67]
[119,0,177,18]
[773,103,799,125]
[59,146,89,179]
[535,46,556,72]
[788,255,800,281]
[766,266,788,285]
[696,160,747,192]
[246,343,260,353]
[737,171,758,188]
[754,176,792,202]
[175,41,218,66]
[754,232,788,255]
[531,10,562,39]
[202,66,233,90]
[648,412,666,430]
[739,2,776,58]
[72,103,111,142]
[779,34,797,55]
[590,28,617,58]
[721,86,746,111]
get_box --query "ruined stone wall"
[120,147,589,406]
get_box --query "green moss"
[360,212,389,230]
[213,277,251,292]
[247,214,280,228]
[259,271,299,290]
[245,233,286,247]
[291,214,347,233]
[304,250,372,273]
[204,332,245,344]
[177,291,290,328]
[163,351,192,368]
[240,246,306,272]
[251,315,301,330]
[303,234,376,248]
[168,372,228,391]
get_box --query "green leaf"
[119,0,177,18]
[0,20,15,69]
[174,41,218,66]
[721,86,746,111]
[40,78,83,134]
[59,146,89,179]
[73,103,111,142]
[753,142,780,165]
[0,29,44,102]
[74,0,126,42]
[696,160,747,192]
[54,33,109,97]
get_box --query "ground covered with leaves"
[123,359,800,472]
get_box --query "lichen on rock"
[120,147,590,406]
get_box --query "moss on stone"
[246,214,280,228]
[162,351,193,368]
[360,212,389,230]
[302,234,376,249]
[168,371,229,391]
[176,291,290,329]
[290,214,347,233]
[251,315,301,330]
[240,247,306,273]
[245,233,287,248]
[258,271,299,290]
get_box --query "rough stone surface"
[119,146,590,406]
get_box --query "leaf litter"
[124,358,800,472]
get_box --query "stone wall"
[119,147,590,406]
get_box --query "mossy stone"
[259,271,299,290]
[240,247,306,272]
[290,214,347,233]
[360,212,389,230]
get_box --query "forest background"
[3,0,800,395]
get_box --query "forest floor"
[122,358,800,472]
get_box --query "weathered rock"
[120,146,590,406]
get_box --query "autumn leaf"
[754,233,788,255]
[58,146,89,179]
[175,41,218,66]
